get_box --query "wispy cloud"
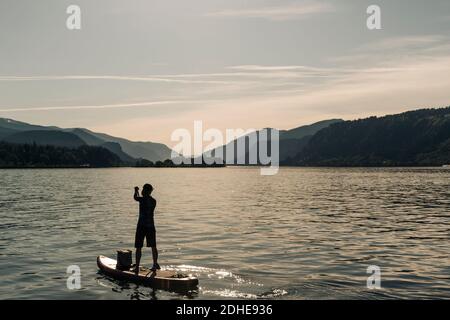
[2,34,449,140]
[229,65,313,71]
[0,99,215,113]
[0,75,231,85]
[206,2,333,21]
[358,35,446,51]
[227,64,407,78]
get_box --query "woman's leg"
[151,246,158,265]
[135,248,142,272]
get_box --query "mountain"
[67,128,135,163]
[203,119,343,164]
[0,118,173,162]
[0,127,18,139]
[69,128,106,145]
[2,130,86,148]
[3,107,448,168]
[280,119,343,140]
[278,119,343,162]
[0,141,123,168]
[77,129,172,162]
[0,118,59,131]
[286,107,450,166]
[100,141,136,163]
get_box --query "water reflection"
[0,167,449,299]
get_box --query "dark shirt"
[136,196,156,229]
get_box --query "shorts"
[134,225,156,248]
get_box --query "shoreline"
[0,165,448,170]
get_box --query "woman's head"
[142,183,153,197]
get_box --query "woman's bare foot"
[131,265,140,274]
[150,263,161,271]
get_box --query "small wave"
[258,288,289,298]
[164,264,262,286]
[201,288,258,299]
[200,287,288,299]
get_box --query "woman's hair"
[142,183,153,197]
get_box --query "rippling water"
[1,167,449,300]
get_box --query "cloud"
[2,34,450,146]
[155,34,450,136]
[329,35,450,67]
[0,75,231,85]
[206,2,334,21]
[228,64,405,73]
[177,57,449,142]
[229,65,315,71]
[358,35,447,52]
[0,99,215,113]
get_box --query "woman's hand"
[134,186,140,201]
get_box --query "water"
[0,167,449,300]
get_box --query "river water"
[1,167,449,299]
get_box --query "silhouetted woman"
[133,183,160,273]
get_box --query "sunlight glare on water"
[0,167,449,299]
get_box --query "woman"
[133,183,160,272]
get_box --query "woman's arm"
[134,187,140,201]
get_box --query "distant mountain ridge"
[202,119,343,164]
[280,119,343,140]
[3,130,86,148]
[0,126,18,139]
[285,107,450,166]
[1,106,449,168]
[0,118,59,131]
[0,141,123,168]
[0,118,173,163]
[77,128,172,162]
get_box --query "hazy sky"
[1,0,450,145]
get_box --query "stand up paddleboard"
[97,255,199,291]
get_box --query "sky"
[1,0,450,146]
